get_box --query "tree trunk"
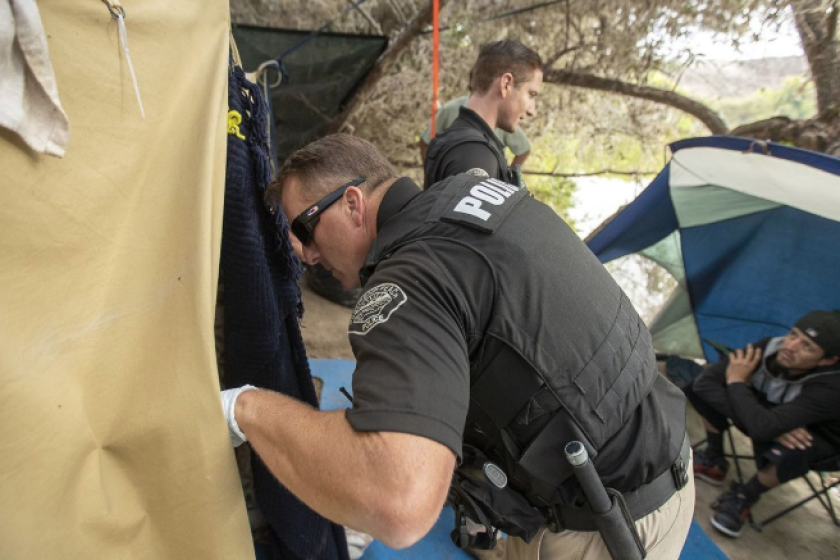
[542,69,729,134]
[791,0,840,114]
[329,0,447,133]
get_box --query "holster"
[447,445,546,549]
[588,489,646,560]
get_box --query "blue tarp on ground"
[312,359,728,560]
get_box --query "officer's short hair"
[470,40,542,95]
[267,134,396,207]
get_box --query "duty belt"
[545,434,690,533]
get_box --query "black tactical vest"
[361,174,686,526]
[423,127,514,189]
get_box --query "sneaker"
[710,483,752,538]
[693,449,729,485]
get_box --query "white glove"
[221,385,258,447]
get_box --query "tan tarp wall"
[0,1,254,558]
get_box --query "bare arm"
[235,389,456,549]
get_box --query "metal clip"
[671,458,688,490]
[101,0,125,19]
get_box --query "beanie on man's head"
[794,310,840,357]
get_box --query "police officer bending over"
[222,134,694,560]
[424,40,542,189]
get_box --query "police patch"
[465,167,490,178]
[349,283,408,336]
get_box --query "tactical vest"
[361,175,686,540]
[423,126,514,189]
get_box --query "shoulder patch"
[349,283,408,336]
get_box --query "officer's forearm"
[235,389,454,548]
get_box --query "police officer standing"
[424,40,542,188]
[222,134,694,560]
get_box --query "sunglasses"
[291,177,366,246]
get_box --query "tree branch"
[347,0,383,34]
[521,169,658,178]
[388,160,657,177]
[330,0,447,133]
[542,69,729,134]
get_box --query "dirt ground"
[299,281,840,560]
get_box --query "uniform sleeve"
[727,380,840,441]
[345,242,473,458]
[438,142,501,180]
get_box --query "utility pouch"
[590,489,646,560]
[448,445,546,547]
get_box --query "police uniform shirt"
[425,106,507,184]
[345,177,482,457]
[344,177,684,499]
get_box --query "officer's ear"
[344,185,366,227]
[498,72,514,97]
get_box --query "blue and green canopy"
[586,136,840,361]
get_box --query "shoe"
[693,449,729,486]
[710,483,752,538]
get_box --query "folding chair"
[697,427,840,531]
[746,454,840,531]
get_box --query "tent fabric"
[586,136,840,361]
[221,61,349,560]
[231,24,388,163]
[670,147,840,222]
[0,2,254,558]
[585,166,678,264]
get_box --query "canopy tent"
[1,2,254,558]
[586,136,840,361]
[231,24,387,164]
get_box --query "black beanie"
[795,310,840,357]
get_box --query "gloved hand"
[221,385,258,447]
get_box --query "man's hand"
[725,344,762,385]
[777,427,813,450]
[221,385,258,447]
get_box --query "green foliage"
[711,77,817,126]
[517,141,577,225]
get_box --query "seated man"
[685,310,840,537]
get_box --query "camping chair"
[697,426,840,531]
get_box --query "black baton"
[565,442,645,560]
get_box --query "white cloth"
[0,0,70,157]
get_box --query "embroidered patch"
[465,167,490,178]
[349,283,408,336]
[227,110,246,140]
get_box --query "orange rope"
[431,0,440,138]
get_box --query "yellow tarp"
[0,1,253,557]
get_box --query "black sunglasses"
[291,177,366,246]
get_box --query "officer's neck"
[465,94,499,130]
[363,177,399,240]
